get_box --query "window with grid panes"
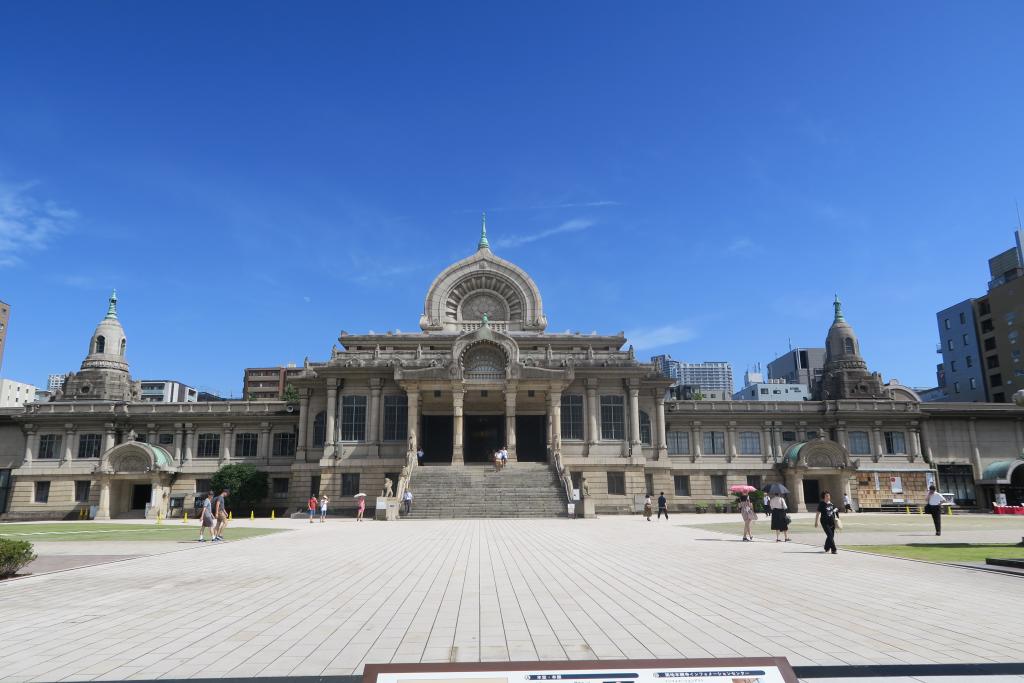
[78,433,102,459]
[738,431,761,454]
[848,431,871,454]
[75,480,91,503]
[34,481,50,503]
[884,431,906,454]
[38,434,61,459]
[560,394,584,440]
[341,396,367,441]
[667,431,689,455]
[600,395,625,440]
[383,395,408,441]
[606,471,625,495]
[313,411,326,447]
[703,431,725,454]
[197,433,220,458]
[235,433,258,457]
[673,475,690,496]
[341,473,360,496]
[272,478,289,499]
[272,432,296,457]
[639,411,652,445]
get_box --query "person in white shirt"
[842,493,854,513]
[402,489,413,514]
[499,446,509,468]
[769,493,790,542]
[926,485,945,536]
[763,492,772,519]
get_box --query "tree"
[211,463,269,515]
[282,384,300,402]
[691,390,705,401]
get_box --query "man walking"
[814,490,839,554]
[763,491,772,519]
[657,492,669,519]
[198,491,215,542]
[926,485,944,536]
[402,488,413,515]
[416,447,424,465]
[212,488,229,542]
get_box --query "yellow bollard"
[229,511,233,521]
[271,509,276,520]
[905,505,910,514]
[156,512,162,525]
[918,505,924,515]
[947,504,953,516]
[183,512,188,524]
[250,510,254,520]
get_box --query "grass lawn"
[0,522,284,542]
[850,543,1024,563]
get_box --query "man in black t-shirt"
[657,492,669,519]
[815,490,839,554]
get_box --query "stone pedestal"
[582,499,596,518]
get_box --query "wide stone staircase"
[404,462,567,519]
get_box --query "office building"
[47,374,67,394]
[138,380,199,403]
[732,372,811,401]
[0,379,39,408]
[767,347,825,390]
[935,300,986,402]
[671,361,733,393]
[243,364,304,400]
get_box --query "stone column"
[909,422,922,463]
[221,423,233,464]
[325,383,338,457]
[772,424,783,461]
[836,421,848,450]
[968,417,983,479]
[692,421,703,462]
[183,424,194,463]
[761,423,773,464]
[22,424,36,465]
[452,389,464,465]
[174,423,185,463]
[550,389,562,459]
[726,422,737,463]
[407,388,420,451]
[628,388,641,447]
[654,394,667,460]
[586,379,599,452]
[872,422,884,462]
[786,469,805,512]
[96,477,111,520]
[62,424,75,464]
[505,388,518,460]
[146,423,157,445]
[1015,418,1024,455]
[103,423,117,453]
[368,378,383,456]
[297,393,310,461]
[259,422,271,460]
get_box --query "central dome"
[419,219,547,333]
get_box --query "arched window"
[313,411,326,447]
[95,335,105,354]
[639,410,652,445]
[463,344,505,380]
[844,337,855,354]
[119,339,126,356]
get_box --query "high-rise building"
[47,373,68,394]
[649,354,682,382]
[0,299,9,372]
[243,364,304,400]
[138,380,199,403]
[932,229,1024,403]
[0,379,39,407]
[767,347,825,390]
[674,361,734,393]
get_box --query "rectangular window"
[310,475,321,496]
[994,391,1006,402]
[35,481,50,503]
[38,434,61,459]
[673,475,690,496]
[848,431,871,455]
[383,395,408,441]
[74,480,91,503]
[947,339,954,350]
[951,360,958,372]
[979,300,991,315]
[746,475,762,490]
[806,430,818,440]
[738,431,761,455]
[606,471,625,495]
[781,431,797,442]
[954,381,961,393]
[987,355,1000,369]
[969,377,977,390]
[341,473,360,497]
[884,431,906,454]
[981,319,994,333]
[341,395,367,441]
[702,431,725,455]
[272,432,297,457]
[960,311,967,324]
[984,337,997,351]
[710,474,727,496]
[560,395,584,440]
[944,318,951,330]
[197,433,220,458]
[962,333,969,346]
[158,433,174,445]
[759,388,768,395]
[272,478,289,499]
[644,473,654,496]
[667,431,690,455]
[966,355,973,368]
[600,395,625,440]
[195,479,212,494]
[235,433,258,457]
[1014,350,1022,362]
[77,433,102,459]
[640,413,652,445]
[991,373,1003,387]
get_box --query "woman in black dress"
[769,492,790,542]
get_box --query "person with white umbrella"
[355,493,366,521]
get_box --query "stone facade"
[2,230,1024,520]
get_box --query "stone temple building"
[2,225,1024,519]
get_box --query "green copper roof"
[981,454,1024,482]
[833,294,845,323]
[478,211,490,250]
[785,442,806,463]
[105,289,118,320]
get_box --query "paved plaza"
[1,514,1023,682]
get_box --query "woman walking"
[739,494,756,541]
[356,494,366,521]
[319,495,329,522]
[815,490,840,554]
[769,491,791,542]
[643,495,653,521]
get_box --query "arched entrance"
[95,442,177,519]
[782,440,855,512]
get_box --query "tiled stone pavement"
[1,516,1022,681]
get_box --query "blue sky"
[1,2,1023,397]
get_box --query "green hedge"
[0,538,37,579]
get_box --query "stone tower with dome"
[813,295,887,400]
[61,290,140,402]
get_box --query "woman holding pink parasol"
[731,485,758,541]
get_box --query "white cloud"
[626,324,697,350]
[495,218,595,248]
[0,182,76,267]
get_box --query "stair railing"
[391,445,418,519]
[550,448,573,504]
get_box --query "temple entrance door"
[131,484,152,511]
[515,415,547,462]
[420,416,453,464]
[802,478,820,506]
[464,415,504,464]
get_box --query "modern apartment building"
[935,300,987,401]
[243,364,304,400]
[767,347,825,390]
[0,379,39,408]
[0,300,9,372]
[47,373,68,394]
[650,354,682,382]
[674,361,734,393]
[138,380,199,403]
[732,371,811,401]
